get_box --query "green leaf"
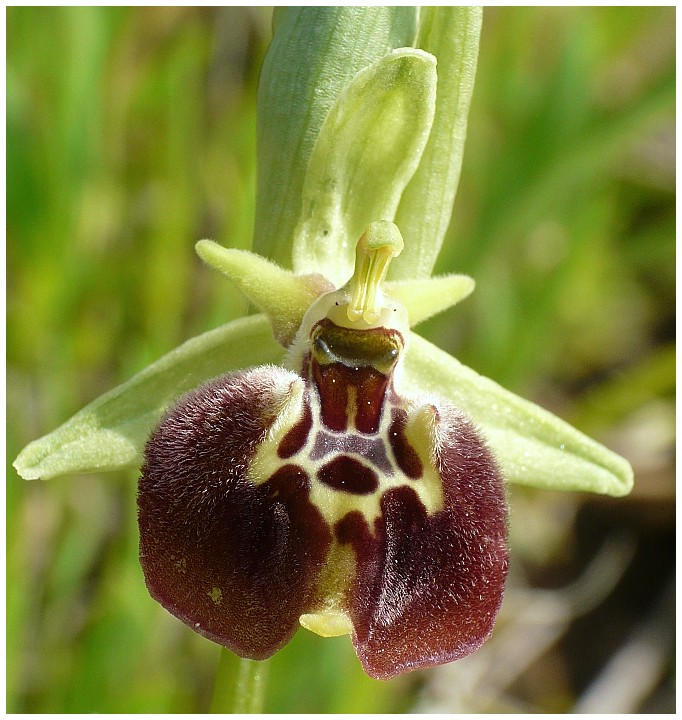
[255,7,419,268]
[403,332,634,497]
[14,315,284,480]
[292,48,437,286]
[392,7,483,280]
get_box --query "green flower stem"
[210,650,269,714]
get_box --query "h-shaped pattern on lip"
[248,318,446,536]
[137,224,508,679]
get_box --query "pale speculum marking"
[309,430,394,476]
[267,320,432,518]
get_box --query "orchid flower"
[13,7,633,681]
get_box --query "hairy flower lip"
[138,343,509,679]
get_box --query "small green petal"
[386,274,475,327]
[404,333,633,497]
[13,315,284,481]
[292,48,437,286]
[198,240,473,343]
[196,240,333,346]
[392,7,483,280]
[255,7,419,268]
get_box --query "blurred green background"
[7,6,675,713]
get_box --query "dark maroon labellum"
[138,312,508,680]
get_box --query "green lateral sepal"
[14,315,284,480]
[403,332,634,497]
